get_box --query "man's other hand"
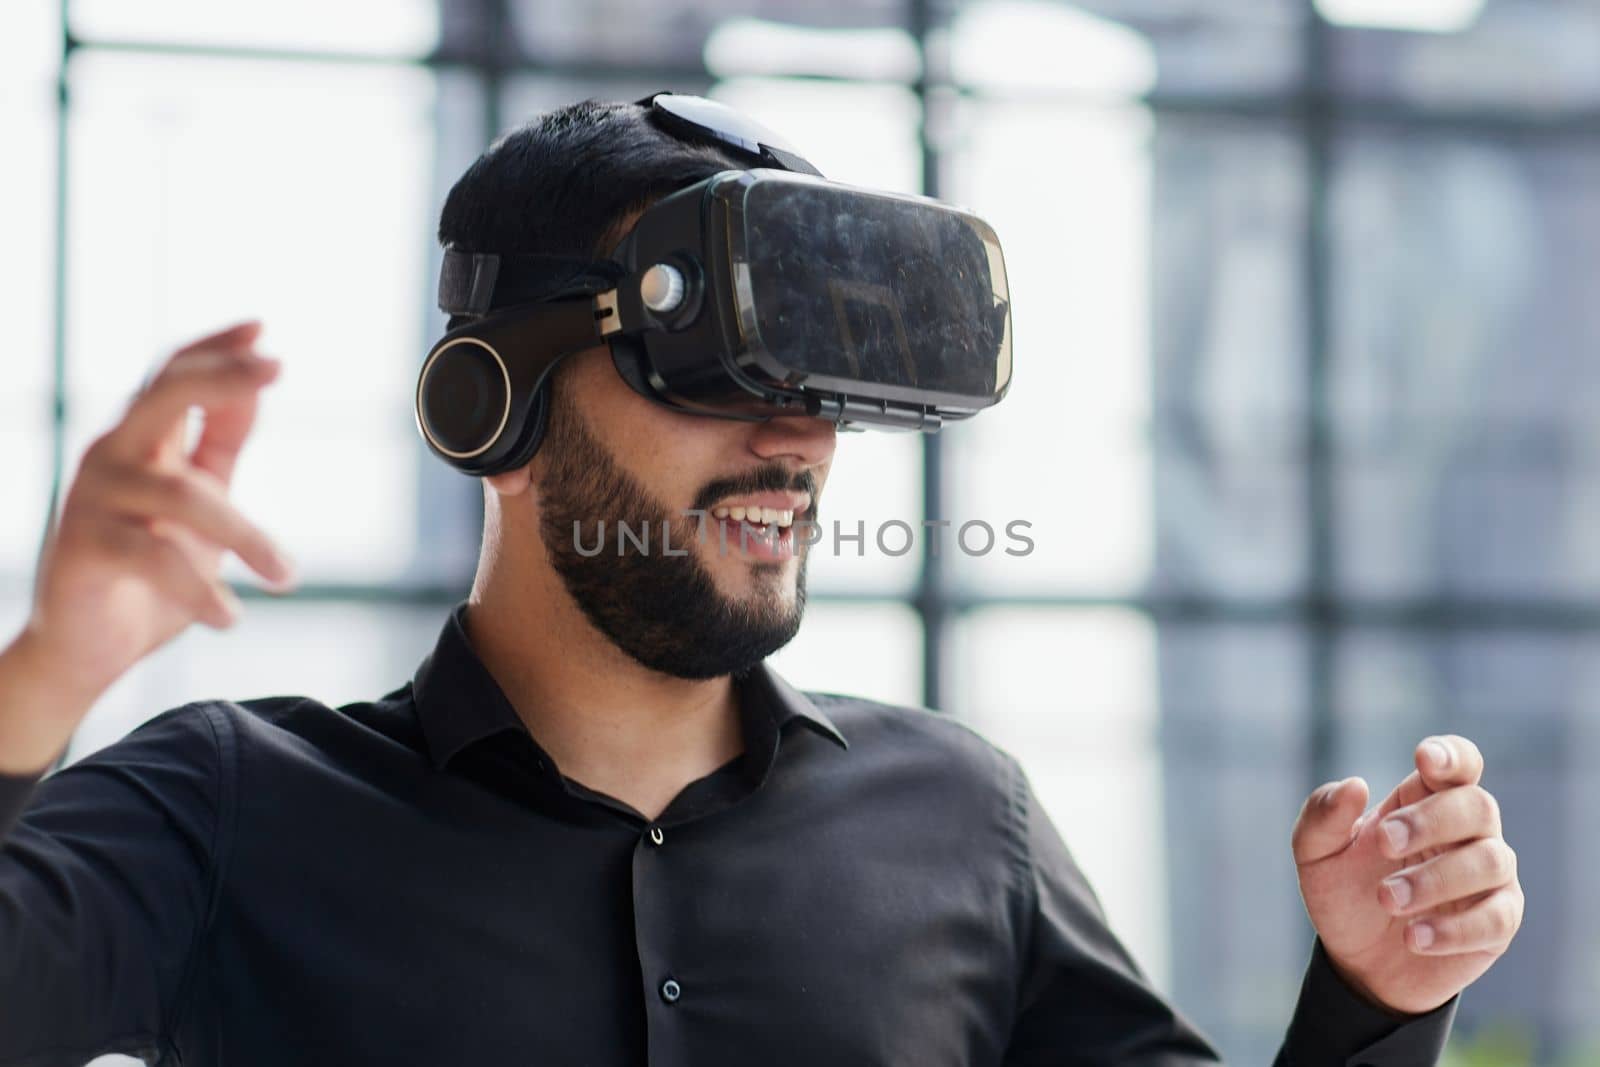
[1290,735,1524,1015]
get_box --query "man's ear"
[483,464,532,497]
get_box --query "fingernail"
[1383,875,1412,910]
[1381,818,1410,855]
[1424,740,1450,769]
[1411,921,1435,950]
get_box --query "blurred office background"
[1,0,1596,1063]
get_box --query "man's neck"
[462,567,744,823]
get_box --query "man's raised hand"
[1290,735,1524,1015]
[18,321,297,708]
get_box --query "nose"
[747,413,837,470]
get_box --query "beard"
[533,374,817,680]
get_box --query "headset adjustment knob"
[640,263,687,314]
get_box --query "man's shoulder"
[791,691,1030,878]
[798,689,1022,791]
[800,688,1007,750]
[100,683,424,771]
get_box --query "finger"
[110,348,281,466]
[1373,768,1430,824]
[1380,837,1518,917]
[1291,776,1370,865]
[135,320,265,399]
[1378,784,1502,861]
[1372,734,1486,822]
[1406,885,1524,956]
[1415,734,1484,792]
[100,522,242,629]
[169,320,263,359]
[1373,768,1426,823]
[102,466,296,587]
[190,356,275,487]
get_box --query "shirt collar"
[410,601,848,772]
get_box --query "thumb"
[1291,776,1370,866]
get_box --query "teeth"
[711,504,798,527]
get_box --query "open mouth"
[706,504,809,561]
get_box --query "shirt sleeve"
[1000,757,1459,1066]
[0,702,228,1066]
[1276,937,1458,1066]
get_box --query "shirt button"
[660,978,682,1003]
[648,825,665,846]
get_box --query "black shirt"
[0,601,1458,1065]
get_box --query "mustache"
[692,465,819,514]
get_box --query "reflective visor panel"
[732,177,1011,404]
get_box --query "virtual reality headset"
[416,93,1013,477]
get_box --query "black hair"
[438,98,748,265]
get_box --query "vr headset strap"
[437,249,500,317]
[439,248,623,318]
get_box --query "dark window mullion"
[1303,0,1338,793]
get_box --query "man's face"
[523,344,836,679]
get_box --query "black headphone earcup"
[417,342,545,478]
[487,381,550,476]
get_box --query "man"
[0,99,1521,1065]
